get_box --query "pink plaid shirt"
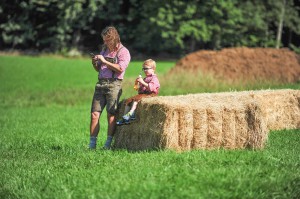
[98,44,131,79]
[138,74,160,94]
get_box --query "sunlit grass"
[1,107,299,198]
[0,55,299,198]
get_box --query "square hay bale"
[245,89,300,130]
[113,90,283,151]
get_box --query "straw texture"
[114,89,299,151]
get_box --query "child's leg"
[122,101,138,121]
[116,104,132,125]
[129,101,138,115]
[124,105,131,115]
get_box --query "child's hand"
[137,77,143,83]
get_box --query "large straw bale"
[191,109,207,149]
[246,89,300,130]
[113,89,300,151]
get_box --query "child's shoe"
[116,112,136,126]
[129,112,136,120]
[124,112,136,120]
[116,113,130,125]
[122,112,131,121]
[116,119,128,125]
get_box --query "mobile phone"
[90,53,95,58]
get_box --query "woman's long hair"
[101,26,120,52]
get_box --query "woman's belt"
[98,78,122,82]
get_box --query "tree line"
[1,0,300,57]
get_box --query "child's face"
[142,65,154,75]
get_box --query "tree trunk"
[189,38,196,53]
[288,28,292,47]
[276,0,286,49]
[72,29,81,49]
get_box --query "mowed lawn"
[0,55,299,199]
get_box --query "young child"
[117,59,160,125]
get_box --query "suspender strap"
[111,46,124,78]
[100,46,124,79]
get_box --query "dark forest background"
[1,0,300,58]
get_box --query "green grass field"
[0,55,299,198]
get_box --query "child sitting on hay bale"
[117,59,160,125]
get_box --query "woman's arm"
[92,58,100,72]
[95,55,122,73]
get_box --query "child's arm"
[138,76,160,94]
[137,77,149,89]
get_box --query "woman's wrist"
[103,59,109,65]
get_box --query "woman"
[89,26,131,149]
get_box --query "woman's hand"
[92,57,97,66]
[94,55,106,64]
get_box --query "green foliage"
[284,0,300,34]
[290,43,300,54]
[1,0,300,54]
[151,1,211,50]
[0,0,107,51]
[204,0,244,49]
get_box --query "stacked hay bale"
[113,89,300,151]
[246,89,300,130]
